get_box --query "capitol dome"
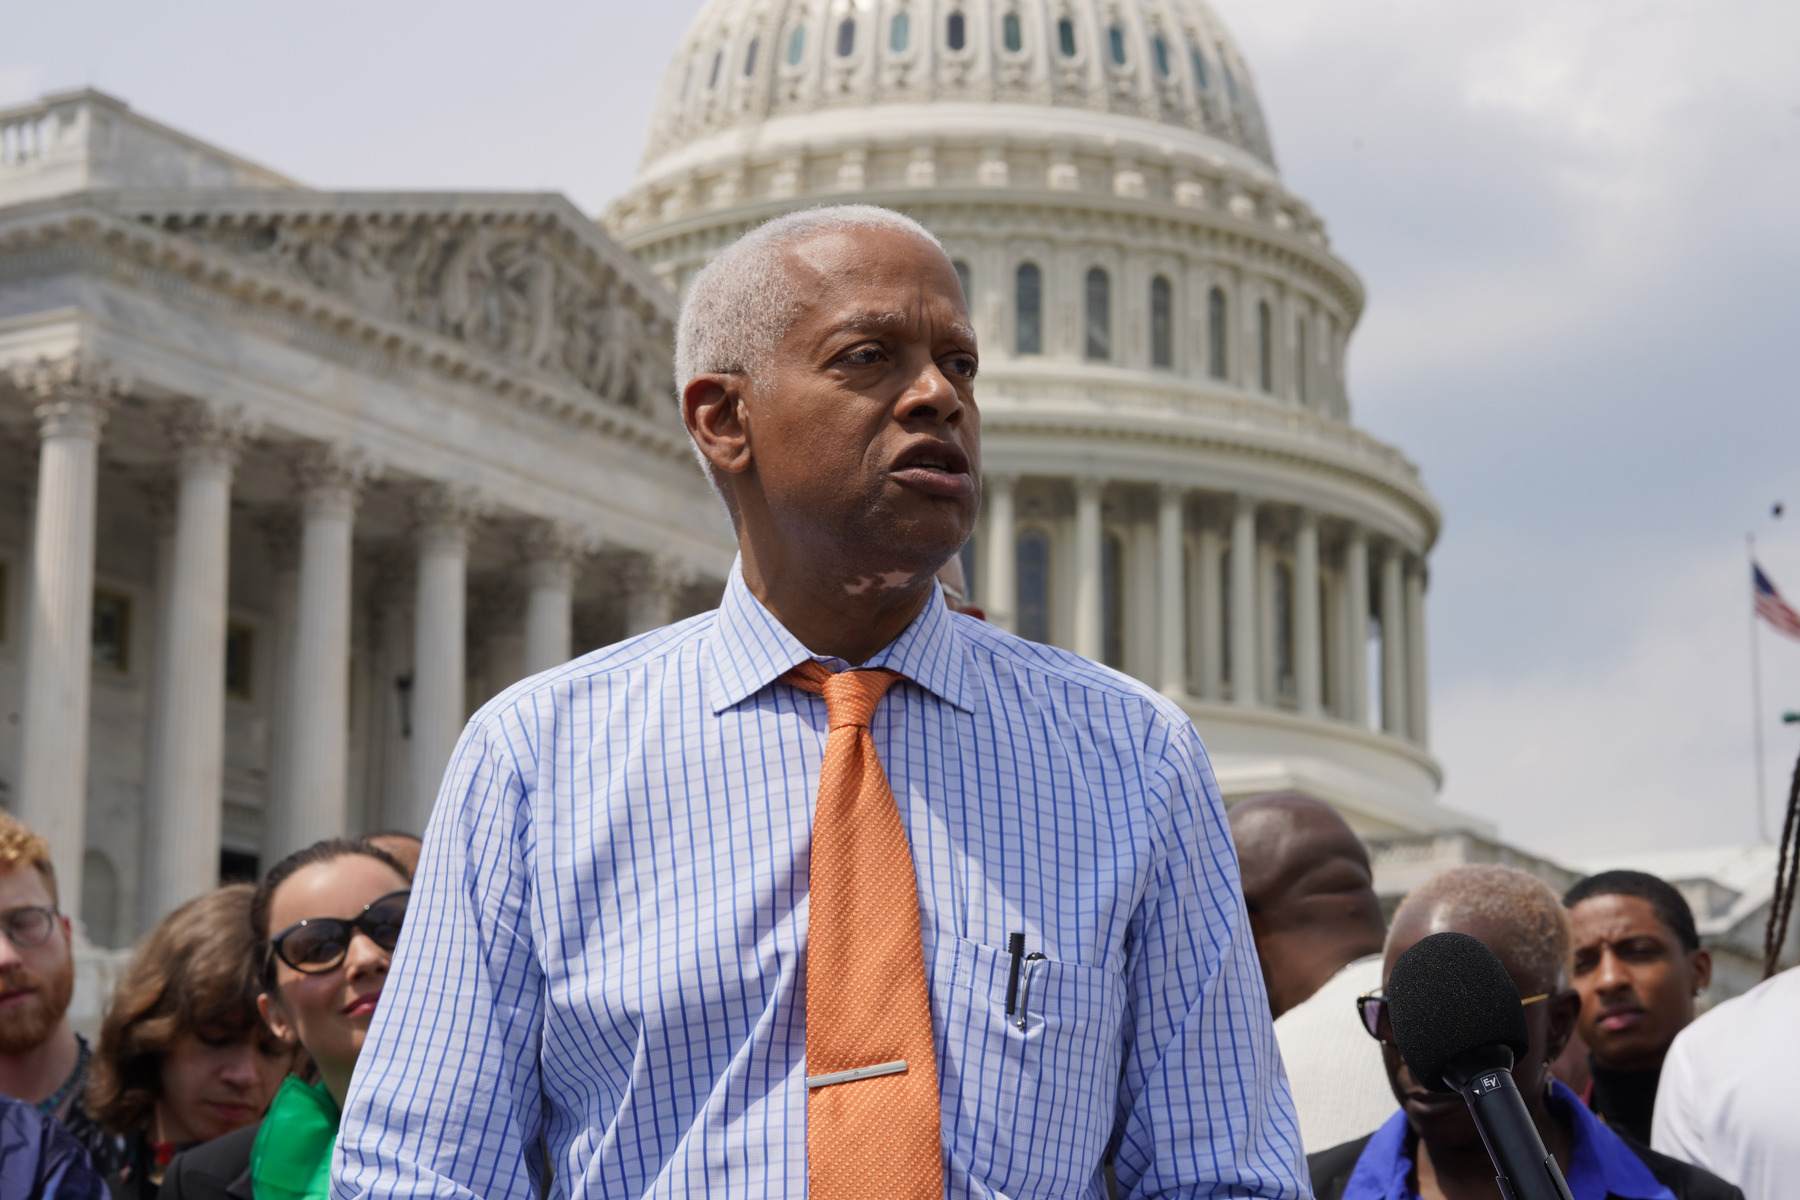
[611,0,1459,834]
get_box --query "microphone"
[1386,932,1574,1200]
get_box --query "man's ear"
[684,373,753,478]
[1689,947,1713,994]
[1544,989,1582,1065]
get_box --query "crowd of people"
[0,789,1788,1199]
[0,206,1794,1199]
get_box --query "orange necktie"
[782,661,944,1200]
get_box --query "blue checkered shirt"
[333,562,1305,1199]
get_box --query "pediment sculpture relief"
[169,215,672,412]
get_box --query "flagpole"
[1749,533,1769,843]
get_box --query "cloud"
[1433,538,1800,858]
[0,66,42,107]
[1222,0,1800,857]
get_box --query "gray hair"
[1393,864,1573,991]
[674,204,944,391]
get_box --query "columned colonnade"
[980,473,1430,744]
[9,353,693,927]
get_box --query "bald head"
[1229,793,1386,1017]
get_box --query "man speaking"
[335,206,1304,1199]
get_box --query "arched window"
[788,26,806,65]
[1274,561,1295,695]
[1108,25,1127,65]
[1015,262,1042,355]
[1003,12,1023,52]
[1153,36,1171,76]
[1294,317,1307,402]
[836,18,856,57]
[1257,300,1273,392]
[1150,275,1173,368]
[681,59,696,100]
[1017,529,1051,643]
[1084,267,1111,361]
[1190,46,1209,90]
[1057,17,1077,56]
[947,11,967,50]
[744,38,759,75]
[1102,532,1126,668]
[1223,59,1240,104]
[890,12,909,52]
[709,50,723,89]
[1207,287,1227,379]
[81,849,118,949]
[953,260,971,305]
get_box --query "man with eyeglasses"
[0,813,107,1161]
[1309,864,1741,1200]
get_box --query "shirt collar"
[1340,1082,1674,1200]
[705,557,975,715]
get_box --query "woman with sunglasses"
[161,839,410,1200]
[1309,865,1742,1200]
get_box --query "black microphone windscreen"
[1386,931,1530,1093]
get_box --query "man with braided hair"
[1309,864,1741,1200]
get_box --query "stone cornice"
[1178,694,1446,791]
[0,196,694,462]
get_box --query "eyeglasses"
[269,890,410,975]
[1357,988,1550,1049]
[0,906,58,950]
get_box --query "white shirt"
[1652,964,1800,1200]
[1273,954,1399,1154]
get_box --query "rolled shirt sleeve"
[335,714,546,1200]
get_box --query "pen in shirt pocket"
[1004,932,1045,1030]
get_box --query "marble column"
[408,486,481,834]
[145,401,252,920]
[1406,558,1430,746]
[624,554,692,637]
[1379,545,1407,736]
[1229,496,1258,706]
[1343,527,1370,727]
[257,514,301,874]
[1195,524,1223,701]
[523,522,585,676]
[13,356,120,910]
[1294,509,1323,716]
[1156,484,1186,697]
[280,446,370,855]
[1073,477,1103,661]
[983,474,1017,633]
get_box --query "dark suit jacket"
[158,1125,257,1200]
[1308,1129,1745,1200]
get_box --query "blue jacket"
[0,1094,107,1200]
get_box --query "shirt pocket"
[932,934,1126,1199]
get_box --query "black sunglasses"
[269,890,410,974]
[1357,988,1549,1049]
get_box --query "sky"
[7,0,1800,862]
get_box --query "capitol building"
[0,0,1473,966]
[615,0,1456,829]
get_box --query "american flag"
[1753,563,1800,640]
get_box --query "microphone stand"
[1442,1046,1575,1200]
